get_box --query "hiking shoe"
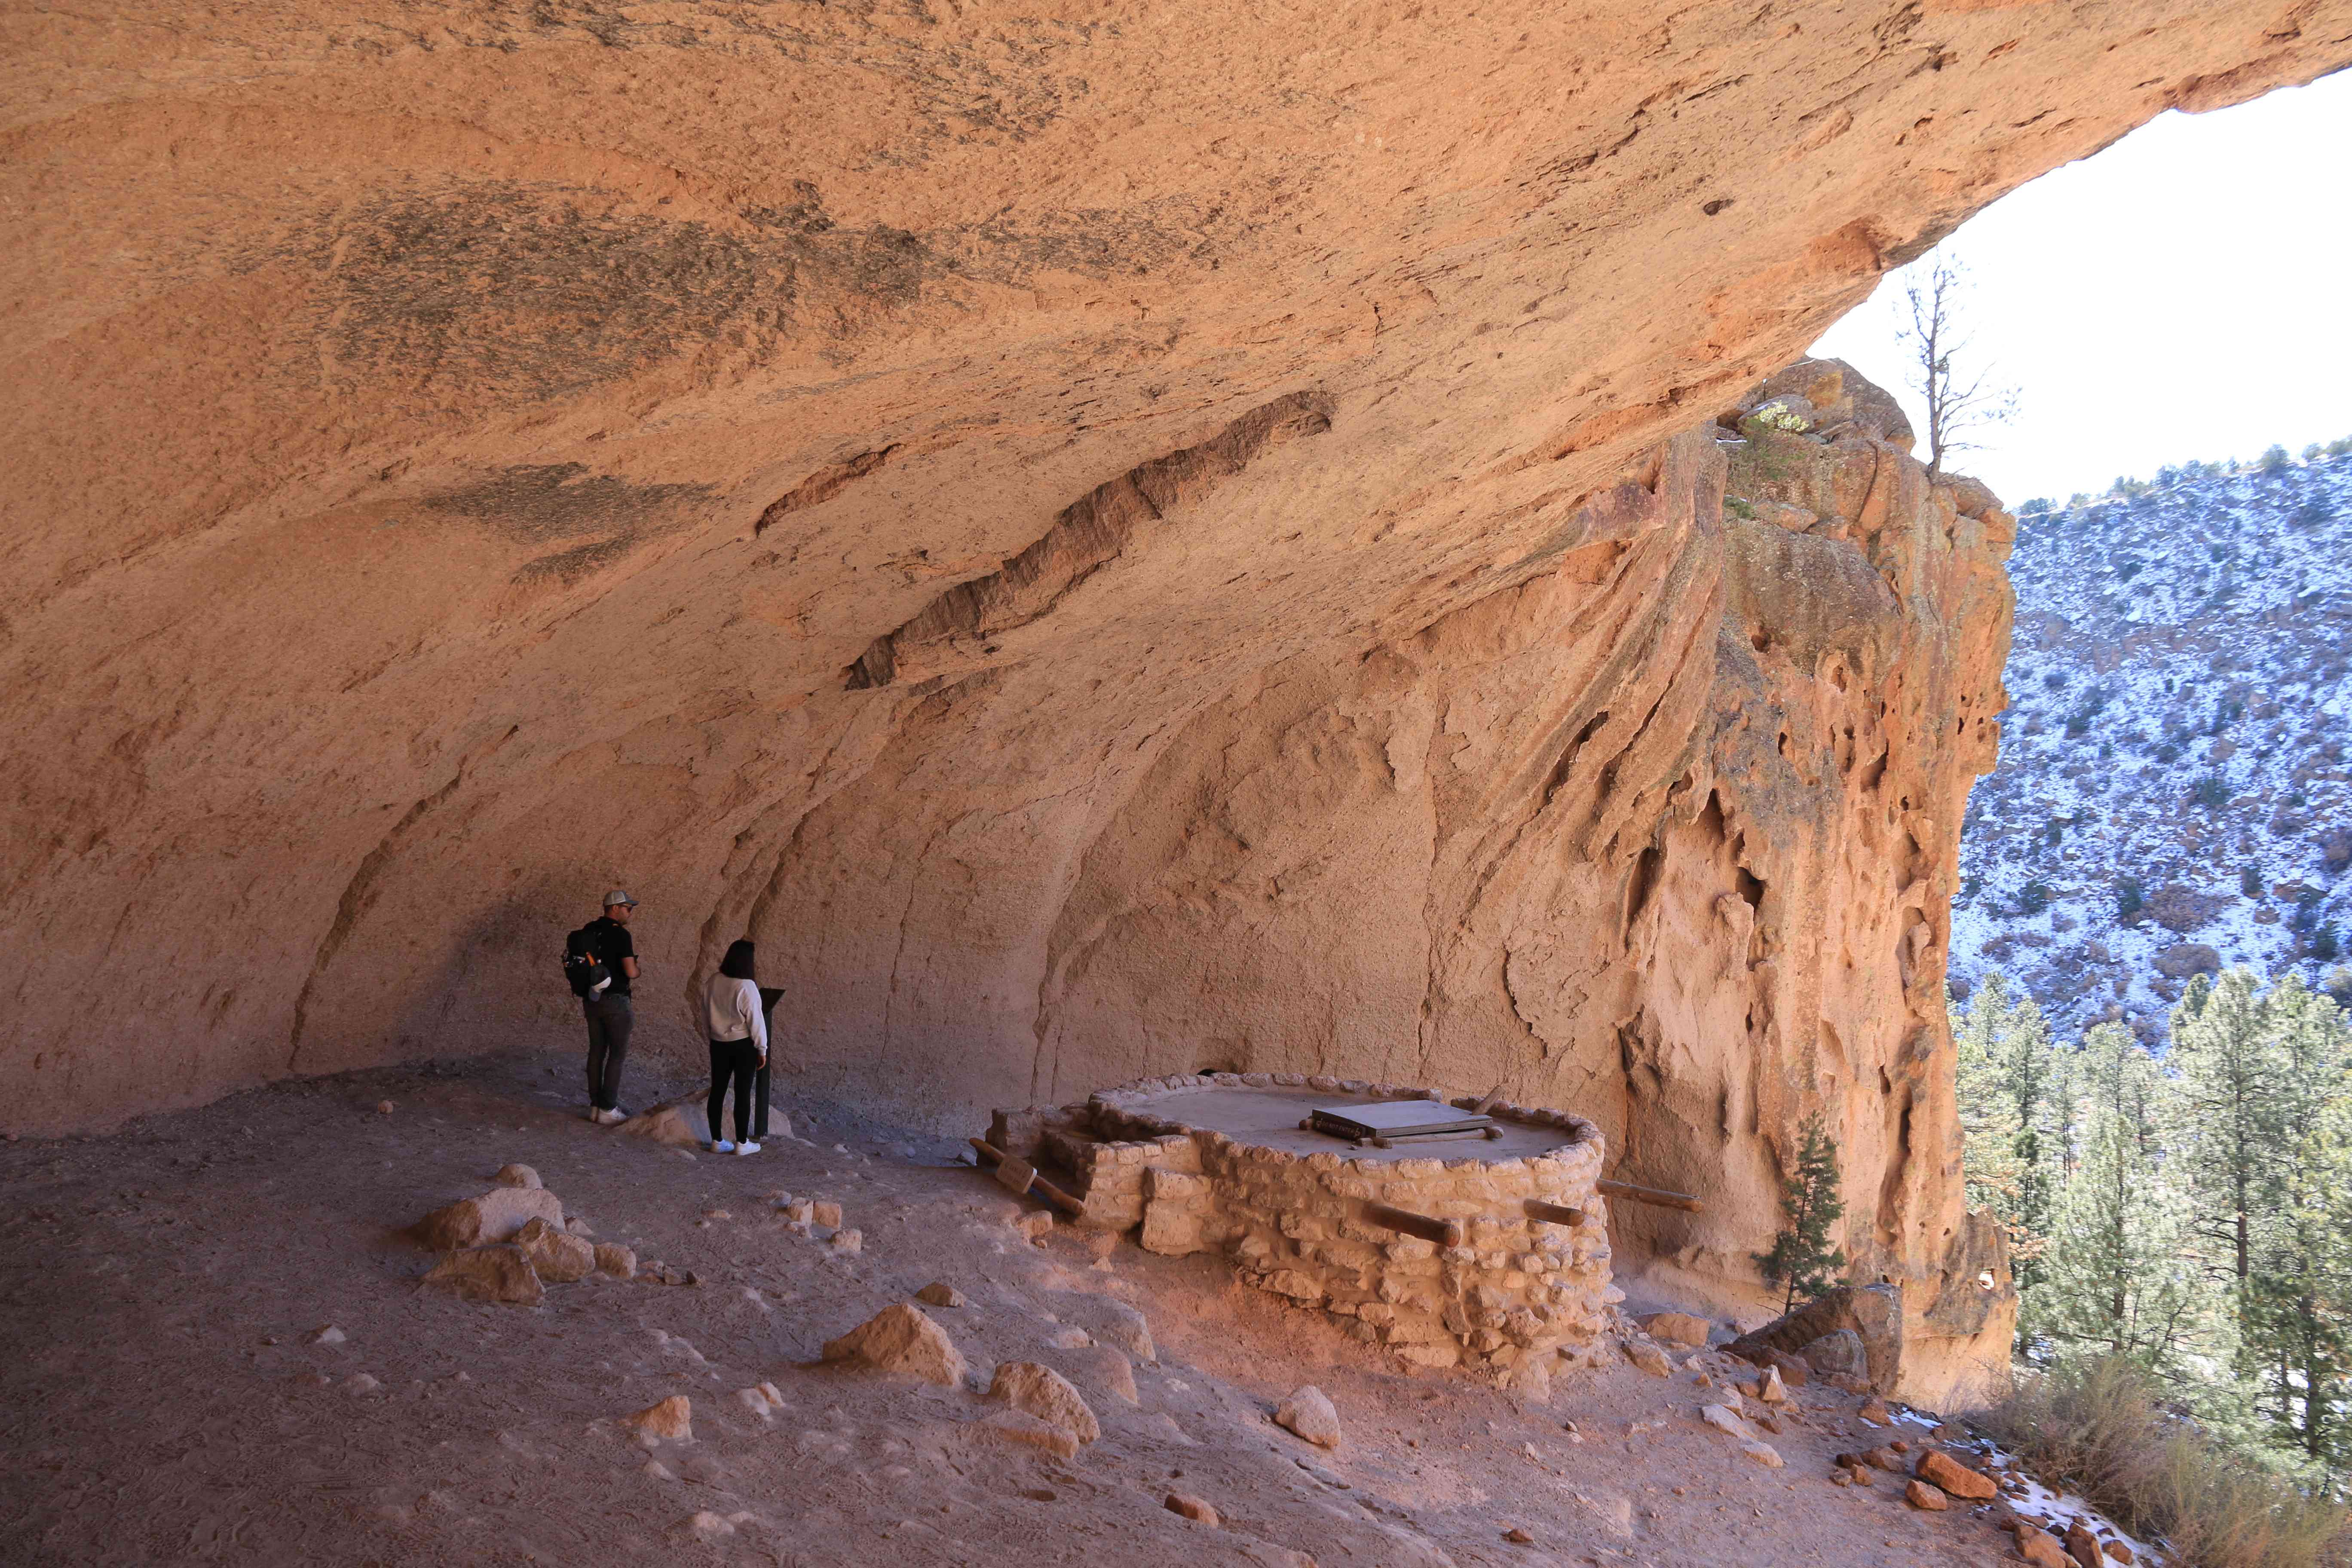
[711,1140,736,1154]
[737,1142,762,1156]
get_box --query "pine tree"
[2166,968,2288,1295]
[1952,976,2060,1298]
[2030,1024,2206,1377]
[2238,978,2352,1461]
[1755,1112,1848,1313]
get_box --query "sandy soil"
[0,1051,2024,1566]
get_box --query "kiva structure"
[988,1073,1616,1382]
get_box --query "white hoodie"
[702,974,769,1056]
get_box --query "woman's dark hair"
[719,939,757,981]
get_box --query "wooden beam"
[1522,1198,1586,1227]
[1596,1177,1703,1213]
[968,1136,1087,1217]
[1359,1200,1465,1248]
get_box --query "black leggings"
[707,1038,761,1143]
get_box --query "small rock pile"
[411,1163,637,1305]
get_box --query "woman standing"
[702,940,769,1155]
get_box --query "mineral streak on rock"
[5,0,2342,1406]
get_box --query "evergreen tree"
[1755,1112,1848,1313]
[2166,968,2288,1294]
[2031,1024,2207,1378]
[1952,976,2061,1297]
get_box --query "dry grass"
[1973,1356,2349,1568]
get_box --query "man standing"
[582,891,640,1124]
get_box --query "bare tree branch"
[1896,252,2019,477]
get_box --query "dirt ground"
[0,1050,2027,1567]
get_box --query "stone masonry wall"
[1002,1072,1617,1388]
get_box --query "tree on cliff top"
[1897,252,2018,478]
[1756,1112,1848,1313]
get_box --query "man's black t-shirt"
[584,916,636,997]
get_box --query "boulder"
[414,1186,564,1252]
[1065,1346,1140,1406]
[2066,1522,2103,1568]
[1905,1479,1948,1510]
[1762,1347,1809,1386]
[916,1282,965,1308]
[614,1098,711,1148]
[989,1362,1100,1444]
[511,1216,594,1283]
[2154,942,2223,979]
[1274,1385,1342,1449]
[492,1163,542,1188]
[1797,1329,1866,1380]
[1915,1448,1996,1501]
[821,1303,968,1387]
[1642,1311,1711,1348]
[627,1395,693,1442]
[594,1242,637,1278]
[1165,1493,1220,1527]
[1726,1285,1902,1393]
[423,1244,544,1305]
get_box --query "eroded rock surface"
[7,0,2343,1403]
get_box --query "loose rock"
[423,1244,544,1305]
[593,1242,637,1278]
[1619,1337,1672,1378]
[1643,1311,1710,1348]
[989,1362,1100,1445]
[827,1228,862,1257]
[511,1216,594,1283]
[2015,1525,2072,1568]
[1274,1385,1342,1449]
[1857,1397,1890,1425]
[627,1395,693,1442]
[1014,1211,1052,1244]
[1502,1525,1534,1544]
[414,1186,564,1252]
[1165,1493,1220,1527]
[309,1325,346,1345]
[812,1200,843,1228]
[2066,1521,2104,1568]
[821,1303,968,1387]
[916,1282,965,1308]
[1915,1448,1997,1501]
[492,1163,541,1189]
[1905,1479,1948,1510]
[974,1408,1080,1458]
[343,1372,381,1395]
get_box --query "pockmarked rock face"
[7,0,2340,1400]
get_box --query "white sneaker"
[712,1140,736,1153]
[737,1142,762,1156]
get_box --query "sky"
[1809,67,2352,508]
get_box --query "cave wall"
[8,0,2349,1396]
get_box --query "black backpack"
[562,925,610,998]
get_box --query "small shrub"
[2116,877,2146,921]
[2018,880,2053,916]
[1972,1357,2349,1568]
[2257,443,2291,473]
[2020,496,2053,516]
[2326,967,2352,1008]
[2241,864,2266,899]
[2191,773,2231,810]
[2313,924,2341,963]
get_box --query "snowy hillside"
[1949,452,2352,1042]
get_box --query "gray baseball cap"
[603,889,639,908]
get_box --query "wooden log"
[1359,1201,1465,1248]
[968,1136,1087,1217]
[1596,1178,1703,1213]
[1522,1198,1586,1227]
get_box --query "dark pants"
[583,993,633,1111]
[707,1038,761,1144]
